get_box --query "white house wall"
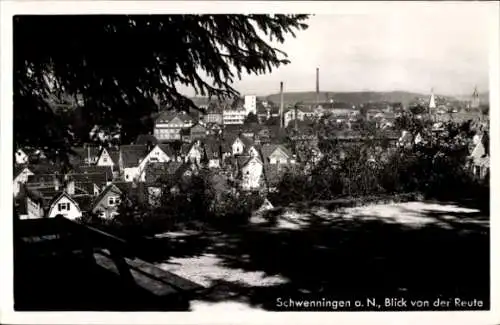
[240,158,263,190]
[26,197,44,219]
[47,196,82,220]
[124,167,140,182]
[13,169,34,197]
[96,149,115,167]
[232,139,245,155]
[15,150,29,165]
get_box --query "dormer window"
[108,196,121,206]
[58,202,70,211]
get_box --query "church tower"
[428,88,436,119]
[471,86,480,109]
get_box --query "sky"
[178,6,491,97]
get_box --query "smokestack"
[280,82,284,129]
[316,67,319,105]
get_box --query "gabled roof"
[157,143,176,157]
[25,186,58,205]
[67,172,110,187]
[260,144,292,162]
[155,110,194,124]
[180,142,194,155]
[27,173,61,185]
[99,147,120,165]
[237,155,262,169]
[135,134,159,146]
[75,165,113,177]
[92,184,123,209]
[47,191,81,215]
[120,145,149,168]
[203,137,222,158]
[191,123,207,131]
[470,138,487,161]
[14,166,32,180]
[73,195,94,212]
[237,135,254,148]
[74,182,97,195]
[70,146,101,159]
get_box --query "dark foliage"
[276,115,489,209]
[244,112,259,124]
[14,14,309,159]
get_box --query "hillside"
[187,90,489,108]
[453,92,489,104]
[260,91,446,107]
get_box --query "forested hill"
[260,91,458,106]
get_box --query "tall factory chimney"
[316,67,320,106]
[280,81,284,129]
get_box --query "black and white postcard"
[1,1,499,324]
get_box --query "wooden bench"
[15,216,205,309]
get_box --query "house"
[13,166,34,197]
[182,141,205,165]
[237,155,264,191]
[75,165,114,177]
[25,188,52,219]
[283,107,315,127]
[24,187,83,220]
[154,111,195,141]
[231,135,254,156]
[206,123,222,136]
[257,198,274,212]
[66,172,111,195]
[223,108,247,125]
[69,146,101,167]
[203,138,222,169]
[119,145,150,182]
[190,123,208,141]
[26,173,63,190]
[96,147,120,172]
[15,149,29,165]
[247,145,261,159]
[260,144,293,165]
[91,184,123,219]
[46,191,83,220]
[203,107,223,125]
[469,135,489,179]
[15,148,49,165]
[136,143,175,179]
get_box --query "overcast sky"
[178,7,491,97]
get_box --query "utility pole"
[279,81,284,129]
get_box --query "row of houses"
[14,130,298,220]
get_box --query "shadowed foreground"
[14,201,489,311]
[144,201,490,311]
[14,217,203,311]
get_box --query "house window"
[108,196,121,206]
[103,157,108,163]
[58,202,70,211]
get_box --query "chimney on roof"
[279,82,284,129]
[316,67,320,106]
